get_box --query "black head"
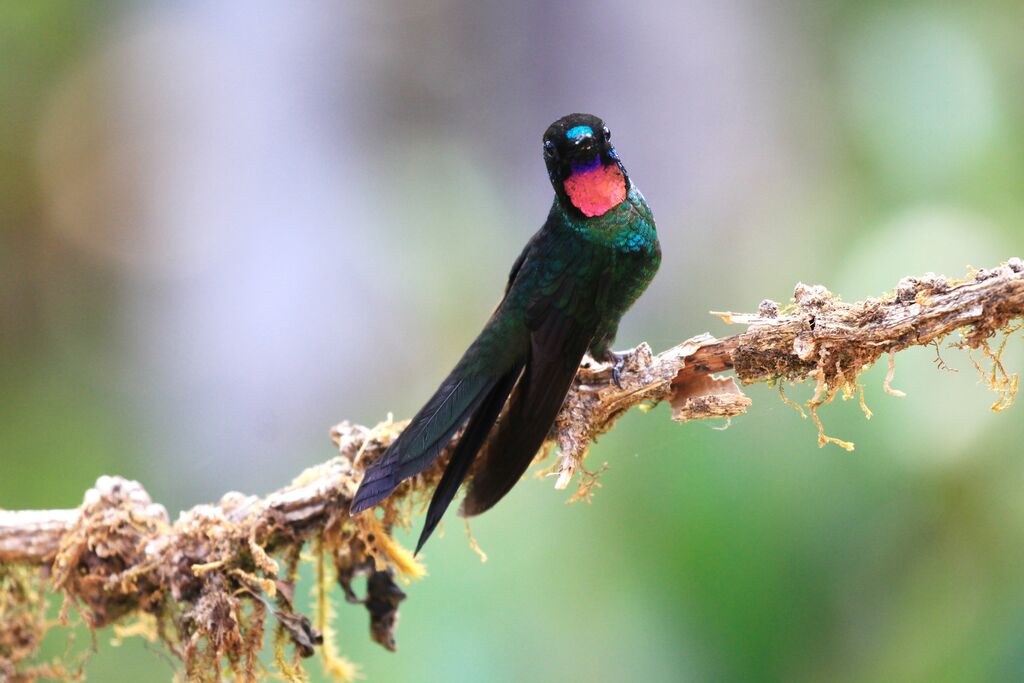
[543,113,628,218]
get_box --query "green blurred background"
[2,1,1024,681]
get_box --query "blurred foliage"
[2,1,1023,681]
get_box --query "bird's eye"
[602,126,611,141]
[543,139,556,156]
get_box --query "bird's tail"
[349,308,529,515]
[414,363,523,553]
[349,371,497,513]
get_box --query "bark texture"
[1,259,1022,681]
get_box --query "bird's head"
[543,113,628,219]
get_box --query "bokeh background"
[3,1,1024,681]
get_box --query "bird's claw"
[606,349,630,389]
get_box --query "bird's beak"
[573,132,596,151]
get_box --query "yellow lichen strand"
[776,380,808,419]
[966,329,1020,412]
[463,519,488,563]
[352,514,425,582]
[313,536,359,682]
[807,370,855,452]
[566,461,610,505]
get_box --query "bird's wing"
[349,237,540,515]
[414,362,523,552]
[460,239,603,517]
[350,373,498,513]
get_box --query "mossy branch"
[1,258,1022,681]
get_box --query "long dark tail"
[414,364,522,553]
[350,372,498,514]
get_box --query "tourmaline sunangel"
[351,113,661,552]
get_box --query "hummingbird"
[350,113,660,553]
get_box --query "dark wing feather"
[396,376,492,481]
[461,279,598,517]
[351,235,540,515]
[414,363,523,553]
[350,374,496,513]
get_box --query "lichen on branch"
[0,258,1022,681]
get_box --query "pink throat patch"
[563,164,627,217]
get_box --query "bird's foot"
[605,348,635,389]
